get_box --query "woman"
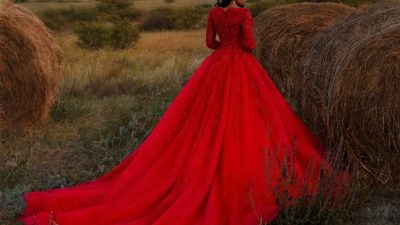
[18,0,351,224]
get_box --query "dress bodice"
[206,6,255,52]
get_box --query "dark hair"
[215,0,244,8]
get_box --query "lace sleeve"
[241,9,255,52]
[206,9,221,50]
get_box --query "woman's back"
[206,6,255,52]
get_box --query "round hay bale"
[299,1,400,186]
[0,0,62,130]
[253,2,354,109]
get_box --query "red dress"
[18,6,351,225]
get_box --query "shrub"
[140,7,175,30]
[38,0,142,31]
[96,0,142,20]
[39,7,100,31]
[97,0,133,13]
[73,19,140,49]
[110,19,140,49]
[74,22,113,49]
[68,7,100,21]
[172,5,209,29]
[114,7,142,20]
[39,8,70,31]
[140,5,209,31]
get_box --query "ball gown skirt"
[18,7,351,225]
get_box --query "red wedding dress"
[18,6,351,225]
